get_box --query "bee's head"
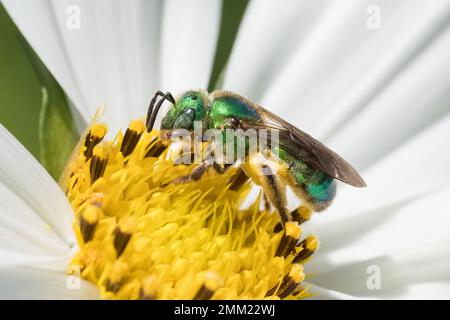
[160,90,208,130]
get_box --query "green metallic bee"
[145,90,366,225]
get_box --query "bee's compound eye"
[173,108,196,130]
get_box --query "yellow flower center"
[63,119,318,300]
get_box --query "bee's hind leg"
[262,192,271,211]
[270,171,316,232]
[259,165,292,226]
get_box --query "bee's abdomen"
[305,177,336,211]
[289,160,336,211]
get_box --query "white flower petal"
[2,0,89,118]
[315,0,450,141]
[0,250,73,272]
[0,125,75,248]
[49,0,163,132]
[327,22,450,169]
[262,0,450,136]
[307,256,405,298]
[0,182,70,256]
[155,0,221,128]
[5,0,222,132]
[223,0,331,101]
[4,0,164,132]
[0,266,98,299]
[307,252,450,299]
[402,282,450,300]
[159,0,221,95]
[306,188,450,298]
[225,0,450,140]
[305,283,356,300]
[318,112,450,221]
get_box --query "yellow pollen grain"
[118,217,137,234]
[299,206,312,221]
[306,235,319,251]
[289,264,305,283]
[285,221,301,239]
[82,205,102,224]
[141,276,158,296]
[109,260,129,284]
[204,272,223,291]
[90,123,107,138]
[92,145,107,159]
[128,119,145,134]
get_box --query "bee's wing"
[245,106,366,187]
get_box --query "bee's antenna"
[146,91,175,132]
[146,91,164,130]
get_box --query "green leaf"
[0,5,42,158]
[29,47,79,180]
[38,84,78,180]
[18,28,79,180]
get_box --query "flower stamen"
[268,264,305,299]
[193,272,223,300]
[292,206,312,225]
[139,276,158,300]
[113,217,136,257]
[89,146,108,183]
[275,221,301,258]
[83,124,107,159]
[121,120,145,157]
[145,139,167,158]
[293,235,319,263]
[104,261,128,294]
[79,205,101,243]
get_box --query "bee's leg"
[259,165,291,226]
[269,167,316,231]
[168,160,214,185]
[262,192,271,211]
[171,162,232,184]
[229,168,251,191]
[212,163,232,175]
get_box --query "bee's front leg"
[172,160,213,184]
[169,161,232,185]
